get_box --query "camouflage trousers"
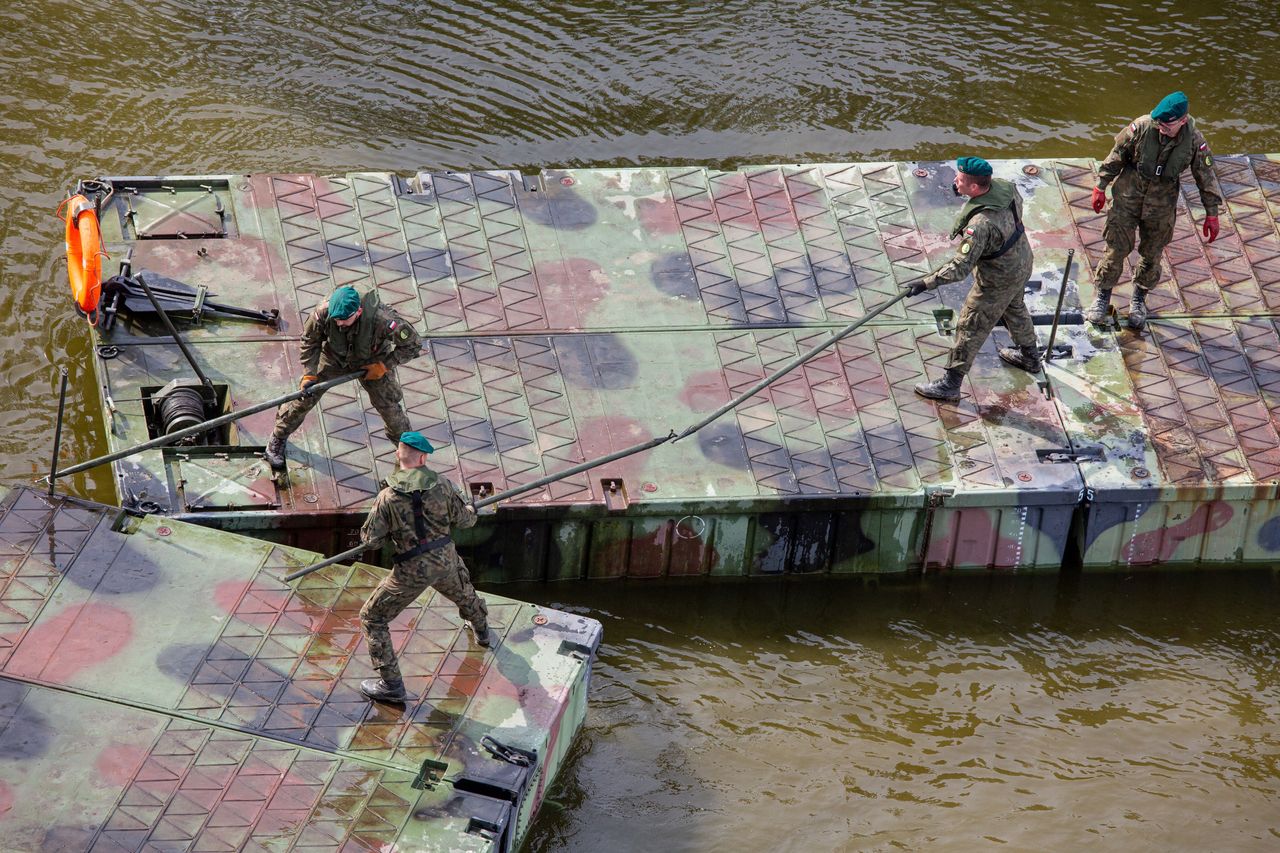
[947,272,1037,375]
[359,549,489,681]
[273,363,409,443]
[1095,204,1176,294]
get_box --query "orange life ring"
[63,194,103,323]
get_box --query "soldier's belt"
[394,534,452,563]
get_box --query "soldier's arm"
[298,308,328,375]
[1189,133,1223,217]
[1096,123,1138,190]
[446,483,478,530]
[925,219,999,289]
[360,495,392,549]
[375,308,423,368]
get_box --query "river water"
[1,1,1277,849]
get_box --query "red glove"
[1203,215,1220,243]
[363,362,388,381]
[1091,186,1107,213]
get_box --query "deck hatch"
[114,178,237,239]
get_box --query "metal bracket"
[601,478,629,512]
[412,758,449,790]
[932,308,955,336]
[1037,446,1105,464]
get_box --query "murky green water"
[2,1,1279,848]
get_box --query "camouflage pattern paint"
[0,485,600,851]
[68,155,1280,574]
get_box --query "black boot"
[360,675,406,702]
[914,368,964,402]
[998,345,1043,373]
[468,621,495,648]
[264,433,288,471]
[1084,289,1112,325]
[1126,289,1149,330]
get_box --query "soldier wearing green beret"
[910,156,1038,402]
[1085,91,1223,330]
[265,285,423,470]
[356,430,492,703]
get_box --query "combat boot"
[998,345,1042,373]
[360,676,406,703]
[468,621,496,648]
[1084,289,1112,325]
[1126,289,1150,330]
[913,368,964,402]
[264,433,288,471]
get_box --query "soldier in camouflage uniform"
[1086,91,1223,330]
[357,430,492,702]
[912,156,1037,402]
[264,285,422,469]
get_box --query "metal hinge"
[1037,446,1105,463]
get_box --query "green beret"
[328,286,361,320]
[956,156,993,177]
[1151,91,1188,122]
[399,431,435,454]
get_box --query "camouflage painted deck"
[74,155,1280,573]
[0,485,601,851]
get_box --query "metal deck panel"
[0,485,600,849]
[72,155,1280,573]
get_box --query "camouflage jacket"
[1096,115,1222,217]
[300,289,422,374]
[361,466,477,556]
[926,178,1033,290]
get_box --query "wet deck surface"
[83,155,1280,571]
[0,485,600,851]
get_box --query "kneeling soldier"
[912,156,1038,402]
[357,431,492,703]
[265,285,422,470]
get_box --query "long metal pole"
[283,543,368,582]
[1043,249,1075,362]
[673,286,914,442]
[134,273,215,393]
[474,432,675,509]
[47,367,69,496]
[49,371,364,479]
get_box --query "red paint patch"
[926,511,1023,569]
[213,580,254,613]
[214,580,289,630]
[95,743,149,787]
[636,196,680,235]
[537,257,610,304]
[1127,501,1233,564]
[678,369,731,413]
[7,603,133,683]
[592,522,719,578]
[577,415,652,483]
[0,780,11,819]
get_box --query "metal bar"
[49,371,364,479]
[673,287,915,442]
[133,273,214,392]
[1043,249,1075,361]
[47,367,69,496]
[283,543,368,583]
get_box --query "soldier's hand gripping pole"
[671,285,918,442]
[47,370,364,481]
[283,543,368,583]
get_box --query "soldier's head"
[953,156,993,198]
[1152,91,1189,137]
[396,431,435,469]
[328,286,363,328]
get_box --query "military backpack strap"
[393,490,452,563]
[980,201,1025,261]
